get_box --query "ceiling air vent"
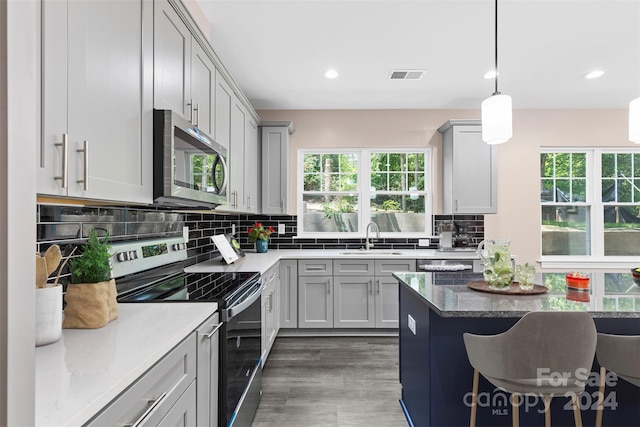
[389,70,425,80]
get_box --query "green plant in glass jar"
[477,239,515,289]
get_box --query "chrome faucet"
[365,222,380,251]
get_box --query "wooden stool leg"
[512,393,519,427]
[470,369,479,427]
[595,366,606,427]
[572,393,583,427]
[544,395,552,427]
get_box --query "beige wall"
[258,109,634,265]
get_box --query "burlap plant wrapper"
[63,279,118,329]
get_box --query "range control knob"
[172,243,185,251]
[116,252,129,262]
[128,250,138,260]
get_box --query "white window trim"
[540,147,640,269]
[297,148,433,239]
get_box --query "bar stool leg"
[470,369,479,427]
[571,393,583,427]
[595,366,606,427]
[512,393,519,427]
[544,395,551,427]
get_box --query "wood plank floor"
[251,336,408,427]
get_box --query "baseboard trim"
[277,328,398,337]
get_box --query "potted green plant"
[63,229,118,329]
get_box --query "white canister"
[36,285,63,346]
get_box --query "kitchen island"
[394,271,640,427]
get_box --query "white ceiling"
[194,0,640,110]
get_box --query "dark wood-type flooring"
[251,336,408,427]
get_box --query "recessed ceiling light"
[585,70,605,79]
[324,69,339,79]
[484,70,498,79]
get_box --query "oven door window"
[173,127,227,197]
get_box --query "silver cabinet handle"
[205,322,223,339]
[194,104,199,127]
[77,140,88,191]
[305,266,325,271]
[186,99,193,123]
[455,199,458,212]
[54,133,68,188]
[369,279,373,294]
[327,280,331,294]
[376,279,380,294]
[123,392,168,427]
[247,195,251,210]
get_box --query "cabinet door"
[196,313,219,427]
[298,277,333,328]
[190,40,215,136]
[279,260,298,328]
[214,70,232,148]
[157,381,197,427]
[245,117,259,212]
[261,127,289,214]
[39,0,68,196]
[154,0,191,118]
[229,99,246,211]
[375,276,400,328]
[66,0,153,202]
[333,276,375,328]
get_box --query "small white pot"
[36,286,63,346]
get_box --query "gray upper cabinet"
[154,0,215,136]
[245,117,259,212]
[214,70,232,149]
[439,120,497,214]
[39,0,153,203]
[260,123,294,214]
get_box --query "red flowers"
[247,222,275,242]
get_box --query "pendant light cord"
[494,0,500,95]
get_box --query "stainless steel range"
[110,237,262,427]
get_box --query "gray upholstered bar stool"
[595,333,640,427]
[463,311,597,427]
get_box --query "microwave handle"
[213,154,228,195]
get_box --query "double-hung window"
[298,149,432,238]
[540,149,640,265]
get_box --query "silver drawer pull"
[305,266,325,271]
[54,133,68,188]
[204,322,223,339]
[123,392,168,427]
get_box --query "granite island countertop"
[35,302,217,427]
[393,271,640,318]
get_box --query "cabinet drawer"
[374,259,416,276]
[333,259,374,275]
[298,259,333,276]
[87,333,196,426]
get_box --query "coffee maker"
[438,221,455,250]
[454,222,471,247]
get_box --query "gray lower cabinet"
[279,260,298,328]
[195,313,220,427]
[298,276,334,328]
[86,334,197,426]
[333,276,376,328]
[261,264,280,366]
[375,276,401,328]
[39,0,153,203]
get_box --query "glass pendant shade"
[481,93,512,144]
[629,97,640,143]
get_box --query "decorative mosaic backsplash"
[36,204,485,283]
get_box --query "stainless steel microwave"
[153,109,228,207]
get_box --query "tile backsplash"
[37,204,485,283]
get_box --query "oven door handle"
[224,281,262,321]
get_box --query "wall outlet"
[408,314,416,335]
[278,223,285,234]
[231,224,236,235]
[182,226,189,243]
[418,239,430,247]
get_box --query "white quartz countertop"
[35,302,217,427]
[184,248,480,274]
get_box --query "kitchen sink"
[339,250,404,256]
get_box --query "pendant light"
[629,97,640,143]
[481,0,512,145]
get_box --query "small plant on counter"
[69,229,112,284]
[247,222,275,242]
